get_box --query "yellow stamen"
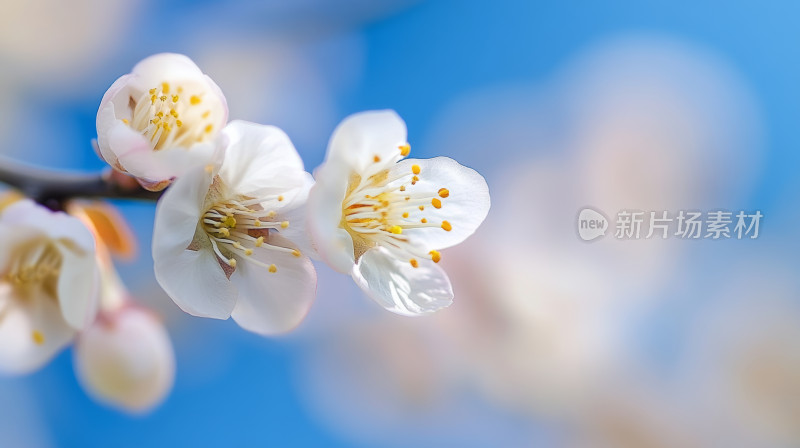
[441,221,452,231]
[268,264,277,273]
[389,225,403,234]
[373,155,381,163]
[255,236,264,247]
[421,218,427,223]
[228,258,237,267]
[399,143,410,156]
[432,198,442,209]
[438,188,450,198]
[402,212,409,218]
[281,221,289,229]
[161,82,170,94]
[409,258,419,268]
[429,250,441,263]
[190,95,202,105]
[32,331,45,345]
[204,124,213,133]
[412,164,421,175]
[292,249,301,257]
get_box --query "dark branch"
[0,155,161,210]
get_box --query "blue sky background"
[1,0,799,446]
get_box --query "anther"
[373,155,381,163]
[399,144,410,156]
[268,264,277,273]
[441,221,452,231]
[412,164,421,175]
[255,236,264,247]
[409,259,419,268]
[228,258,237,267]
[429,250,441,263]
[281,221,289,229]
[32,330,45,345]
[402,212,409,218]
[431,198,442,209]
[388,225,403,234]
[190,95,202,105]
[292,249,301,257]
[438,188,450,198]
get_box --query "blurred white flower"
[96,53,228,191]
[74,305,175,414]
[0,200,99,374]
[308,110,490,315]
[153,120,316,335]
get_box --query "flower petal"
[327,110,407,173]
[230,244,317,335]
[307,157,355,273]
[56,240,99,330]
[0,284,75,375]
[114,126,216,181]
[153,168,236,319]
[152,165,212,253]
[1,200,96,254]
[219,121,307,195]
[392,157,490,250]
[353,247,453,316]
[154,246,236,319]
[131,53,205,86]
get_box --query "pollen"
[255,236,264,247]
[161,82,170,94]
[389,225,403,234]
[412,164,421,175]
[429,250,441,263]
[373,155,381,163]
[254,219,261,227]
[268,264,277,273]
[432,198,442,209]
[228,258,237,267]
[172,95,179,103]
[441,220,452,231]
[190,95,202,105]
[399,143,410,157]
[204,124,214,133]
[292,249,301,257]
[244,249,253,256]
[278,196,284,202]
[402,212,409,218]
[32,331,45,345]
[421,218,427,223]
[222,216,237,228]
[122,118,129,124]
[409,258,419,268]
[419,205,425,211]
[400,185,406,192]
[438,188,450,198]
[281,221,289,229]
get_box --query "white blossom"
[96,53,228,190]
[153,121,316,334]
[307,110,490,315]
[0,200,99,374]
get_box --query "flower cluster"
[0,53,490,412]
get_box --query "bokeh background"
[1,0,798,446]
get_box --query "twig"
[0,155,161,210]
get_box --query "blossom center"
[341,145,450,267]
[4,240,62,299]
[199,178,300,274]
[127,81,216,151]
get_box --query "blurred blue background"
[1,0,799,446]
